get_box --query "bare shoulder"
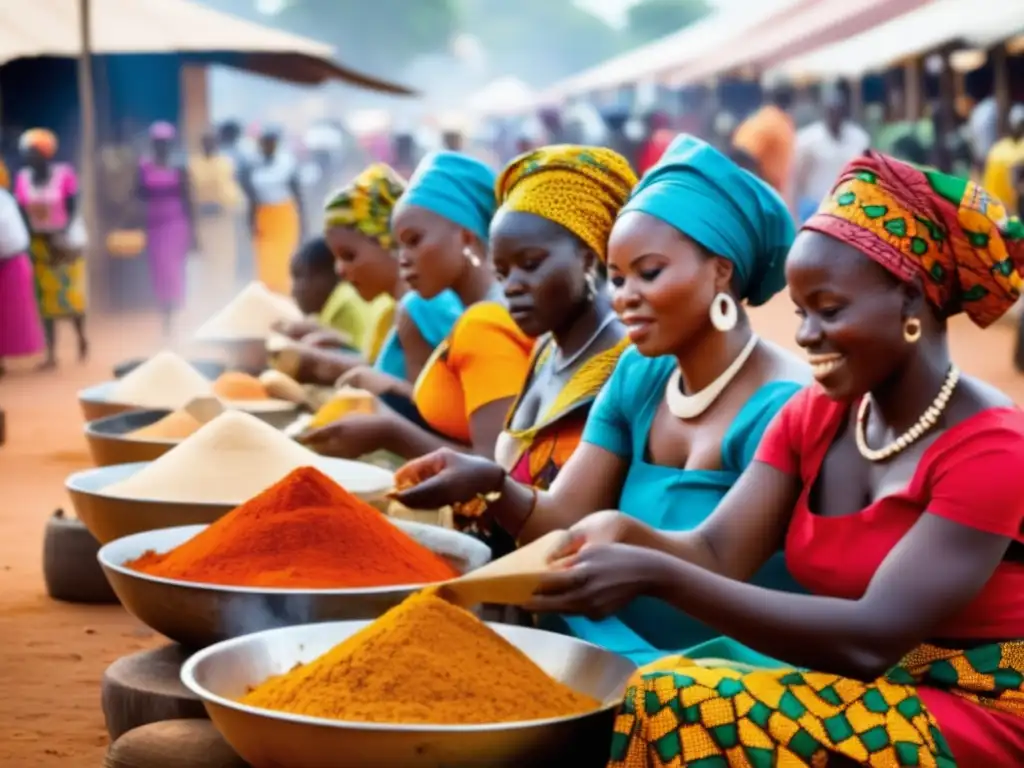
[756,340,813,387]
[958,374,1016,411]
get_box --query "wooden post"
[76,0,103,310]
[992,44,1010,136]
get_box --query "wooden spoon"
[183,396,226,424]
[432,530,573,608]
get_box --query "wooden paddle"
[433,530,574,608]
[183,396,226,425]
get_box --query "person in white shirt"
[793,87,870,222]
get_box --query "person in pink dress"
[0,183,44,374]
[137,121,195,335]
[15,129,86,369]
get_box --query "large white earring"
[709,292,737,332]
[462,246,481,268]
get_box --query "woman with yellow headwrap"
[15,128,88,368]
[426,144,633,553]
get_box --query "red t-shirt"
[756,385,1024,762]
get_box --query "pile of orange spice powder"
[125,467,458,588]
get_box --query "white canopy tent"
[536,0,803,104]
[772,0,1024,80]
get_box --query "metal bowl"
[78,379,300,430]
[181,620,635,767]
[113,357,225,380]
[78,381,135,421]
[84,409,178,467]
[67,459,394,544]
[99,523,492,648]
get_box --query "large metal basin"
[99,523,491,648]
[181,619,635,767]
[84,409,177,467]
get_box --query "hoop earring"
[903,317,922,343]
[709,292,737,332]
[462,246,481,268]
[584,273,597,300]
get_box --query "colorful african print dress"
[15,164,85,318]
[495,334,629,489]
[611,388,1024,767]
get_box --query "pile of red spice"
[126,466,459,588]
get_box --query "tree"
[200,0,460,79]
[625,0,711,47]
[457,0,622,87]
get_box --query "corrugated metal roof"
[0,0,415,93]
[773,0,1024,79]
[536,0,809,102]
[672,0,932,85]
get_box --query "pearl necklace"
[855,365,960,462]
[665,335,759,420]
[551,313,619,374]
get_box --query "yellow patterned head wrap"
[19,129,58,159]
[495,145,637,261]
[323,163,406,249]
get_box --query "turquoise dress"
[543,348,805,666]
[373,289,462,380]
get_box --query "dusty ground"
[1,300,1023,766]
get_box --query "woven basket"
[106,229,145,258]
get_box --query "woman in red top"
[528,153,1024,767]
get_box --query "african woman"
[299,151,533,463]
[278,164,463,426]
[461,145,635,551]
[524,153,1024,766]
[138,122,196,335]
[394,136,809,661]
[15,129,87,369]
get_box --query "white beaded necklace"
[855,365,960,462]
[665,335,759,420]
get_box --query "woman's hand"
[391,448,506,510]
[273,319,323,341]
[301,328,352,349]
[526,543,672,619]
[335,365,395,396]
[296,412,395,459]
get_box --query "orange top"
[733,105,795,202]
[413,302,533,444]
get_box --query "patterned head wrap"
[19,129,58,159]
[323,163,406,249]
[495,145,637,262]
[803,151,1024,328]
[396,151,497,243]
[149,121,176,141]
[621,134,794,306]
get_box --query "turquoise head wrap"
[396,151,497,243]
[620,134,794,306]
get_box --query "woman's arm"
[289,175,305,239]
[632,513,1010,679]
[395,304,434,383]
[509,443,630,543]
